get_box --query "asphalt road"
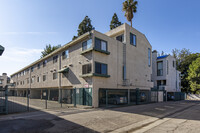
[133,101,200,133]
[0,100,199,133]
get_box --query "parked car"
[140,92,146,102]
[167,94,174,101]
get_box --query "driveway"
[0,100,199,133]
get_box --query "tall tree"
[110,13,122,30]
[72,16,94,40]
[178,53,199,93]
[172,48,192,70]
[187,57,200,94]
[172,48,179,59]
[41,44,61,58]
[122,0,138,27]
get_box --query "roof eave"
[10,32,91,76]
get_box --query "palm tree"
[122,0,138,27]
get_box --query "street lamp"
[0,45,5,56]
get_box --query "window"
[95,62,108,75]
[62,50,69,59]
[53,55,58,63]
[27,78,29,84]
[130,33,136,46]
[148,48,151,67]
[173,60,175,68]
[95,38,107,51]
[53,73,57,80]
[116,34,124,42]
[0,80,2,84]
[157,61,163,76]
[26,69,29,74]
[157,80,166,86]
[43,75,46,81]
[31,77,34,83]
[31,67,34,72]
[43,60,47,67]
[37,77,40,82]
[82,64,92,75]
[82,39,92,51]
[37,63,40,69]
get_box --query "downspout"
[28,69,31,111]
[58,53,61,103]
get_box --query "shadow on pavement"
[0,99,98,133]
[106,100,200,121]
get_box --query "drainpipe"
[58,53,62,103]
[27,69,31,111]
[176,62,177,92]
[74,87,76,107]
[5,86,8,114]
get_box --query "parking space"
[0,101,199,133]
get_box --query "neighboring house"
[10,23,153,107]
[152,50,181,93]
[0,73,10,89]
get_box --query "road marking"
[164,106,174,108]
[155,108,165,111]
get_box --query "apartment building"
[0,73,10,89]
[152,50,181,93]
[10,23,153,107]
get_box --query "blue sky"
[0,0,200,76]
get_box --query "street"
[0,100,199,133]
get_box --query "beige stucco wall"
[10,23,154,107]
[92,24,153,107]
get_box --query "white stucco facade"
[152,51,181,92]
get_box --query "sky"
[0,0,200,76]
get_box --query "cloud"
[0,32,57,35]
[13,48,42,56]
[0,47,43,75]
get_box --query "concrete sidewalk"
[0,101,199,133]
